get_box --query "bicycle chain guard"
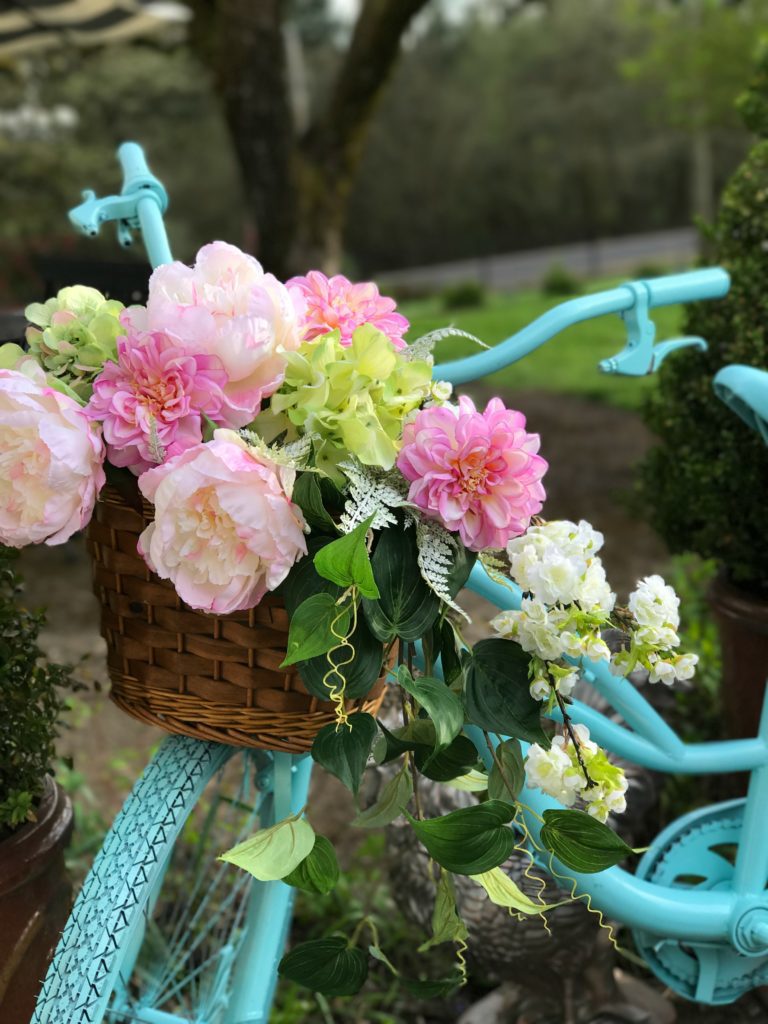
[632,799,768,1005]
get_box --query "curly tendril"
[322,587,359,729]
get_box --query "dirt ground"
[21,391,765,1023]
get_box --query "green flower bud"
[24,285,124,400]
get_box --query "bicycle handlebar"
[433,267,730,385]
[117,141,153,194]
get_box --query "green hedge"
[638,140,768,590]
[0,548,76,835]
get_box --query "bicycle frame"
[67,141,765,1017]
[434,287,768,965]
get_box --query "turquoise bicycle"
[31,143,768,1022]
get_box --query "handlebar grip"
[118,141,153,193]
[644,267,730,308]
[117,141,168,213]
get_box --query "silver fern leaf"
[238,429,316,470]
[338,459,410,533]
[413,515,470,619]
[406,326,490,365]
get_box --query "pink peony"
[288,270,409,350]
[0,368,105,547]
[123,241,304,426]
[137,430,307,613]
[87,329,228,474]
[396,396,547,552]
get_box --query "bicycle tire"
[32,735,235,1024]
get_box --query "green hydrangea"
[269,325,433,479]
[23,285,124,400]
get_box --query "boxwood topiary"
[637,137,768,591]
[0,546,76,837]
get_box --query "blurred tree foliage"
[348,0,755,271]
[0,0,761,298]
[622,0,765,222]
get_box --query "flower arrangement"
[0,242,699,996]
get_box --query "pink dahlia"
[288,270,409,350]
[396,396,547,552]
[87,329,228,474]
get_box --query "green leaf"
[445,768,490,792]
[279,937,368,996]
[282,537,342,614]
[414,734,479,783]
[314,516,379,598]
[540,809,635,873]
[470,867,554,914]
[352,765,413,828]
[373,719,421,764]
[219,814,315,881]
[464,638,548,745]
[407,800,516,875]
[293,473,339,534]
[311,712,378,794]
[403,973,464,998]
[488,738,525,802]
[280,593,350,667]
[282,835,340,894]
[445,546,477,598]
[296,612,385,701]
[439,619,463,685]
[362,526,439,642]
[368,945,399,976]
[398,665,464,758]
[418,872,468,952]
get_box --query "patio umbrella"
[0,1,190,58]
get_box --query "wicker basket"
[86,483,387,752]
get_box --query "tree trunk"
[190,0,430,276]
[291,0,431,273]
[190,0,296,276]
[690,125,715,225]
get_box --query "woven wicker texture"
[87,484,387,752]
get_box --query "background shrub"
[637,140,768,590]
[540,262,582,297]
[441,279,487,310]
[0,546,77,836]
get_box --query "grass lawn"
[401,280,685,410]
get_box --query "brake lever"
[599,281,707,376]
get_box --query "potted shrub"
[0,546,76,1021]
[638,54,768,737]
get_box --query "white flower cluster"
[506,520,615,611]
[492,522,699,702]
[614,574,698,686]
[492,520,615,702]
[525,724,628,822]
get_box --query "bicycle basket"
[86,483,387,752]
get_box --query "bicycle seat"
[713,364,768,444]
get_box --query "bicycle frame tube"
[222,753,313,1024]
[433,268,729,385]
[466,724,736,942]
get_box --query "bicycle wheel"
[32,734,312,1024]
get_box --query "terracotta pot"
[709,573,768,739]
[0,777,73,1024]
